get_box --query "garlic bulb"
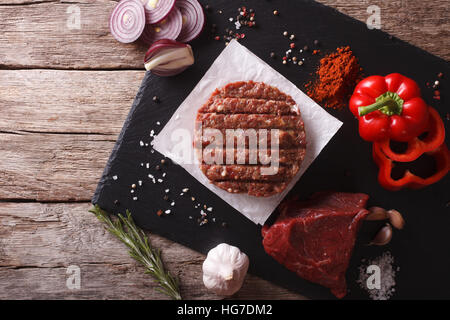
[202,243,249,296]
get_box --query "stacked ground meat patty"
[195,81,306,197]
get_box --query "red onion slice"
[140,7,183,45]
[143,0,176,24]
[176,0,205,43]
[110,0,146,43]
[144,39,194,76]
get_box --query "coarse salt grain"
[112,175,118,180]
[357,251,398,300]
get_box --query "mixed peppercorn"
[210,6,256,45]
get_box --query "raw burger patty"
[195,81,306,197]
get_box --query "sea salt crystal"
[235,21,241,29]
[357,251,398,300]
[112,175,118,180]
[140,141,144,147]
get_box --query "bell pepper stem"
[358,92,404,117]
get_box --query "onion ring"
[110,0,146,43]
[140,6,183,45]
[176,0,205,43]
[143,0,176,24]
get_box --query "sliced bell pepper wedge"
[372,142,450,191]
[374,106,445,162]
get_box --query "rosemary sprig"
[89,205,182,300]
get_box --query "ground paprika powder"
[306,46,362,110]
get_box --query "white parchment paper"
[153,40,342,225]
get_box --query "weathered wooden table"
[0,0,448,299]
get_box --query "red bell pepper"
[349,73,429,142]
[372,142,450,191]
[374,106,445,162]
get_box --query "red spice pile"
[306,46,362,110]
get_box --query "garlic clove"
[370,223,393,246]
[366,206,388,221]
[387,209,405,230]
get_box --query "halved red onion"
[140,7,183,45]
[143,0,176,24]
[110,0,146,43]
[144,39,194,76]
[176,0,205,43]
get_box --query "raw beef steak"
[261,192,369,298]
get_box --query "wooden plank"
[0,202,305,299]
[0,1,448,70]
[0,70,144,134]
[0,1,146,69]
[0,132,113,201]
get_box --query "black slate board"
[93,0,449,299]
